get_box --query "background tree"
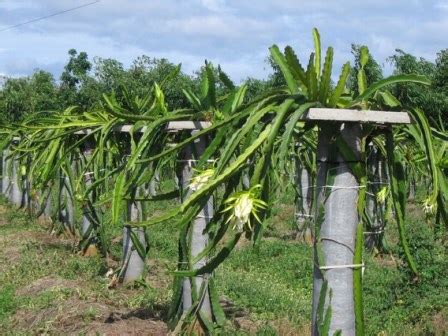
[389,49,448,126]
[0,71,57,121]
[128,56,194,109]
[93,57,127,92]
[59,49,93,109]
[243,77,271,102]
[0,77,31,121]
[29,71,59,112]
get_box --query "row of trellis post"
[0,109,411,335]
[0,121,215,321]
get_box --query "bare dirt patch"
[1,245,22,263]
[0,232,23,271]
[146,259,172,291]
[5,230,77,253]
[431,311,448,335]
[373,253,401,268]
[0,228,76,273]
[0,205,9,226]
[234,317,260,334]
[85,309,169,336]
[16,276,79,296]
[12,296,169,335]
[24,230,75,246]
[234,316,309,335]
[270,318,311,336]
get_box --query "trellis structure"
[1,27,444,336]
[301,108,411,335]
[0,120,216,330]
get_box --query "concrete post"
[1,149,10,196]
[11,157,22,207]
[121,188,147,283]
[81,142,94,237]
[178,132,213,318]
[311,123,361,336]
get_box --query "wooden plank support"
[301,108,411,124]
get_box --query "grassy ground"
[0,194,446,335]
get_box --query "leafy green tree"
[243,77,271,102]
[93,57,127,92]
[76,76,104,110]
[0,71,57,121]
[29,71,58,112]
[389,49,448,125]
[59,49,93,108]
[60,49,92,88]
[129,56,194,109]
[0,77,31,121]
[433,49,448,93]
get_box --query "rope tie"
[363,229,384,235]
[177,159,215,168]
[295,213,314,218]
[319,263,364,270]
[300,185,366,190]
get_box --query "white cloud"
[164,16,238,37]
[162,14,272,40]
[200,0,228,12]
[434,1,448,10]
[0,0,38,10]
[0,0,445,82]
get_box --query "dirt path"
[0,205,169,335]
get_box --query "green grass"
[216,240,312,325]
[0,286,17,322]
[363,203,448,335]
[0,191,446,335]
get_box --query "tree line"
[1,46,446,125]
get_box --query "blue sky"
[0,0,446,82]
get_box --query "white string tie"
[363,230,384,235]
[177,159,215,168]
[83,168,106,176]
[295,213,314,218]
[318,185,365,190]
[300,185,366,190]
[319,263,364,270]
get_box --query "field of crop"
[0,25,447,335]
[1,190,446,335]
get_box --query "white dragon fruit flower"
[233,193,253,231]
[223,184,267,232]
[189,168,214,191]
